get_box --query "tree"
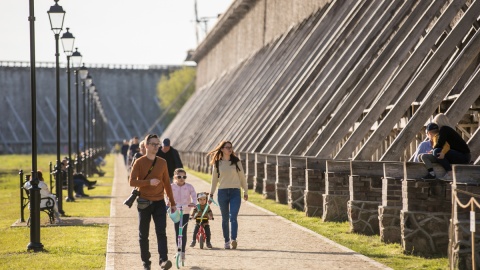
[156,66,196,125]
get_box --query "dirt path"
[106,155,392,270]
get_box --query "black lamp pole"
[27,0,43,252]
[87,84,95,175]
[61,28,75,202]
[48,0,66,215]
[76,63,88,173]
[83,76,92,174]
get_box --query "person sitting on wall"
[419,115,471,180]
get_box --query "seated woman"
[24,171,62,223]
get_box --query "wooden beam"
[381,3,480,161]
[284,0,409,156]
[258,0,389,154]
[236,0,364,152]
[314,0,464,158]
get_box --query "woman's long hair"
[207,140,239,165]
[433,113,452,128]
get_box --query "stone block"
[348,200,380,235]
[288,185,304,211]
[304,190,323,217]
[322,194,349,222]
[378,206,401,244]
[401,210,450,256]
[275,182,288,204]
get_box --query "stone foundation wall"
[323,194,349,222]
[378,206,401,243]
[245,153,255,189]
[275,155,290,204]
[401,210,450,256]
[305,169,325,217]
[348,200,380,235]
[450,182,480,270]
[323,172,349,221]
[289,157,306,211]
[263,156,277,199]
[254,154,266,194]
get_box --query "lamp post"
[76,62,88,173]
[60,28,75,202]
[27,0,43,252]
[87,83,95,175]
[83,75,92,174]
[48,0,66,215]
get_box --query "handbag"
[128,157,157,210]
[137,197,152,210]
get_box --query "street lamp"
[83,75,92,174]
[87,83,96,175]
[27,0,43,252]
[47,0,66,215]
[75,61,88,173]
[61,28,75,202]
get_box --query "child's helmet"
[167,207,181,223]
[197,192,208,200]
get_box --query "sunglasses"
[175,175,187,179]
[223,146,233,150]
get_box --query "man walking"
[156,138,183,183]
[129,134,176,270]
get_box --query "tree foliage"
[156,67,196,124]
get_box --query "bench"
[20,170,56,225]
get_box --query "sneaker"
[439,172,453,181]
[421,173,436,180]
[160,260,172,270]
[87,185,96,190]
[231,240,237,249]
[190,241,196,247]
[206,242,212,248]
[224,241,231,249]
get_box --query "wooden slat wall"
[161,0,479,164]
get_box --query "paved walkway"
[106,155,392,270]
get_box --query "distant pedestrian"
[208,140,248,250]
[156,138,183,183]
[131,139,147,166]
[127,136,140,170]
[121,139,129,166]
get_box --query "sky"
[0,0,233,66]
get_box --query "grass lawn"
[187,169,449,270]
[0,154,114,270]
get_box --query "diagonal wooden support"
[240,0,374,152]
[281,0,410,156]
[233,1,363,151]
[381,4,480,161]
[311,0,464,158]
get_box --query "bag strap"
[143,157,157,180]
